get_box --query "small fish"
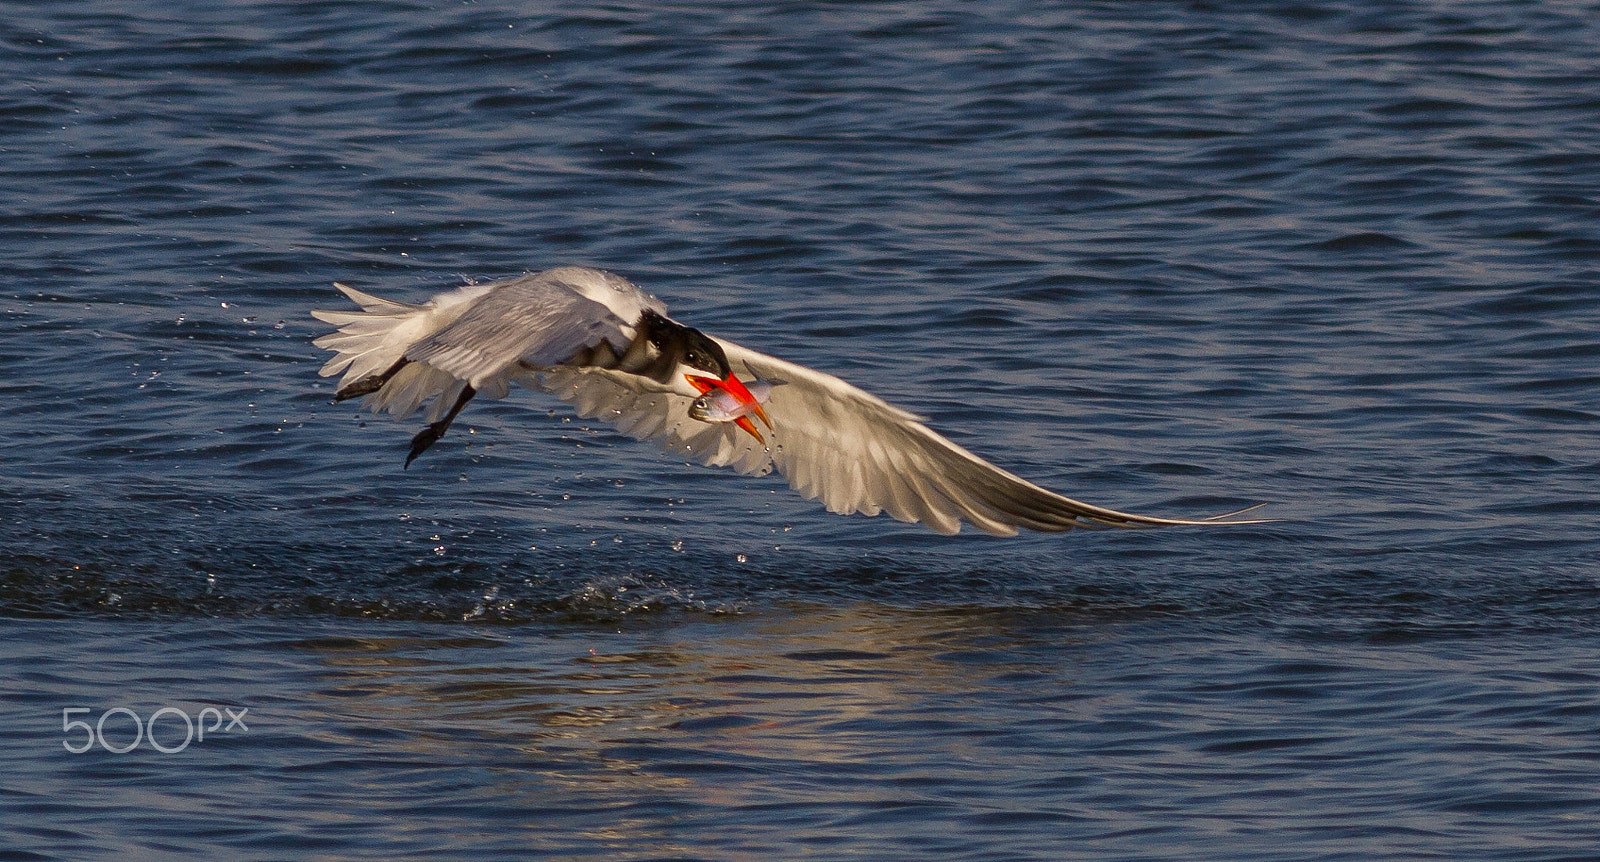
[687,376,784,443]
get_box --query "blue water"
[3,1,1599,859]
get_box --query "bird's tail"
[311,283,467,422]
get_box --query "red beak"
[687,373,772,443]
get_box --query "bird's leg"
[404,384,476,469]
[333,357,411,402]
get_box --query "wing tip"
[1120,501,1278,528]
[1195,502,1274,523]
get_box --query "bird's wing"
[403,272,643,388]
[540,336,1266,536]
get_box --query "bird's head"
[677,328,731,381]
[636,311,769,442]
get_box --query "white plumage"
[313,266,1266,536]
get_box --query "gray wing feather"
[535,337,1267,536]
[405,274,636,387]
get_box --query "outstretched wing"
[540,337,1266,536]
[312,267,665,421]
[405,270,657,389]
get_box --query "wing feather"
[727,340,1270,533]
[529,336,1263,535]
[405,274,637,388]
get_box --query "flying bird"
[312,266,1265,536]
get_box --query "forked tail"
[311,283,476,462]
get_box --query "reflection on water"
[291,603,1088,772]
[258,604,1108,856]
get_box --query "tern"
[312,266,1265,536]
